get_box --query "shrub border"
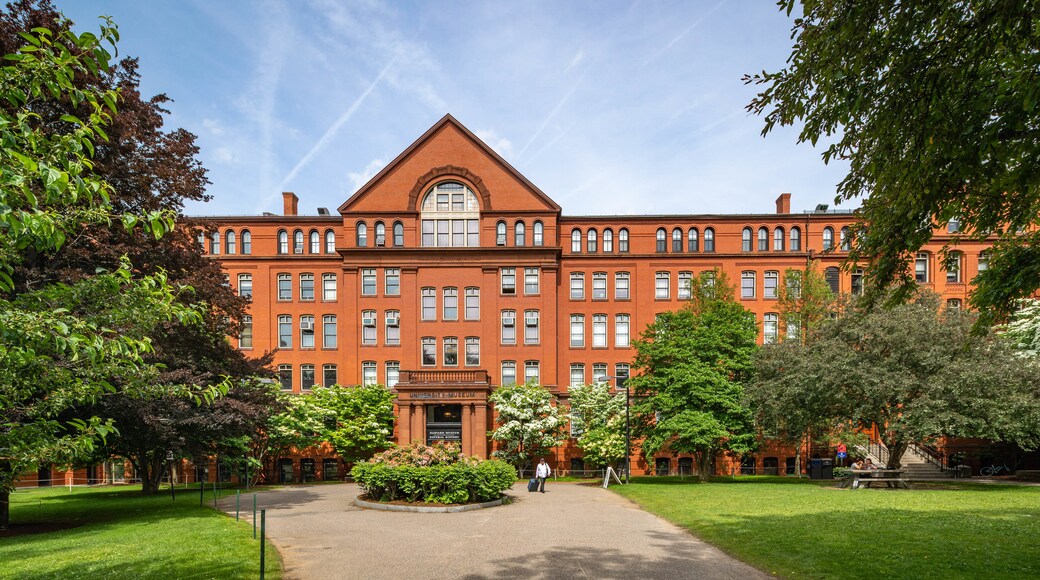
[354,495,505,513]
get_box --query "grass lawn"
[612,476,1040,579]
[1,484,280,579]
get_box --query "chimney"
[775,193,791,214]
[282,192,299,216]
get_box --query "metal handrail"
[910,442,947,471]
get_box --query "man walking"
[535,458,551,493]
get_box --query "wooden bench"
[841,469,911,489]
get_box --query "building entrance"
[426,404,463,445]
[392,369,492,458]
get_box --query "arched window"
[324,230,335,253]
[825,266,840,294]
[840,227,851,251]
[356,222,368,247]
[790,227,801,251]
[209,232,220,255]
[773,227,785,251]
[587,228,598,253]
[309,229,319,253]
[688,228,699,252]
[672,228,683,253]
[375,222,386,247]
[392,222,404,247]
[533,221,544,246]
[225,230,236,254]
[293,229,304,254]
[241,230,252,255]
[515,221,526,246]
[704,228,715,252]
[277,230,288,254]
[758,227,768,251]
[496,221,507,246]
[656,228,667,253]
[618,228,629,253]
[947,251,963,283]
[822,227,834,251]
[742,227,753,252]
[197,231,206,251]
[602,228,613,252]
[420,181,481,247]
[571,229,582,253]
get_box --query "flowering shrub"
[352,441,516,504]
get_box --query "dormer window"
[420,181,480,247]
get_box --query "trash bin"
[809,458,823,479]
[957,464,971,479]
[820,458,834,480]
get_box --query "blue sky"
[61,1,850,217]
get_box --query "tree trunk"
[885,438,909,470]
[695,451,712,483]
[0,489,9,531]
[794,447,803,479]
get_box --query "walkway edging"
[354,495,505,513]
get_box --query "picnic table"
[839,469,911,489]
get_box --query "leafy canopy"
[488,381,567,474]
[567,382,627,469]
[311,384,396,464]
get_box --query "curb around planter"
[354,495,506,513]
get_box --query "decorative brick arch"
[407,165,493,212]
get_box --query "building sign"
[409,392,479,400]
[427,428,462,442]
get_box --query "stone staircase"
[858,442,951,480]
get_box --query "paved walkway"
[221,482,767,580]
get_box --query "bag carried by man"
[528,477,538,492]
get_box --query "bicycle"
[980,464,1011,476]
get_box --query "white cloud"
[213,147,235,164]
[475,129,515,160]
[349,158,388,193]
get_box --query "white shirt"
[536,462,551,478]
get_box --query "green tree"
[629,272,758,482]
[245,389,326,484]
[745,1,1040,325]
[567,382,627,470]
[777,261,835,345]
[311,384,396,465]
[488,381,567,477]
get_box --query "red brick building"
[196,114,988,479]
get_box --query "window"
[293,230,304,254]
[978,251,989,275]
[525,361,539,384]
[786,272,802,299]
[948,217,960,233]
[300,315,315,348]
[570,314,585,347]
[742,227,753,252]
[533,221,544,246]
[592,272,607,300]
[655,272,670,299]
[787,320,799,340]
[688,228,699,252]
[825,267,840,294]
[672,228,683,252]
[382,268,399,296]
[310,230,320,253]
[225,230,236,254]
[392,222,404,247]
[704,228,715,252]
[703,271,717,297]
[278,315,292,348]
[443,287,458,320]
[947,298,962,310]
[385,310,400,345]
[603,228,613,252]
[758,227,768,251]
[363,362,377,386]
[570,272,585,300]
[421,337,436,366]
[211,232,220,254]
[443,337,458,366]
[592,314,607,347]
[465,288,479,320]
[239,315,253,348]
[278,364,292,391]
[501,310,516,344]
[915,252,930,283]
[678,271,693,300]
[361,268,376,296]
[325,230,335,253]
[356,222,368,247]
[822,227,834,251]
[741,271,756,299]
[840,227,851,251]
[496,221,506,246]
[616,314,630,347]
[615,363,630,388]
[515,221,525,246]
[524,267,540,295]
[947,252,962,283]
[618,228,629,253]
[501,267,516,295]
[422,287,436,320]
[587,228,598,253]
[656,228,667,252]
[571,229,582,253]
[774,227,785,251]
[375,222,386,247]
[278,230,288,254]
[465,337,480,366]
[524,310,539,344]
[323,315,337,348]
[420,182,481,247]
[502,361,517,386]
[301,364,315,390]
[851,269,864,295]
[570,364,585,387]
[241,230,252,254]
[277,273,291,301]
[615,272,630,300]
[790,227,801,251]
[323,364,337,387]
[764,271,778,299]
[238,274,252,298]
[763,313,778,344]
[322,273,337,301]
[385,362,400,388]
[592,363,608,384]
[300,273,314,301]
